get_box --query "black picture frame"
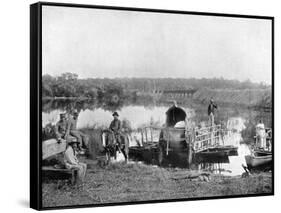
[30,1,274,210]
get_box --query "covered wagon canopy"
[165,104,187,127]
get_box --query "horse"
[101,129,129,164]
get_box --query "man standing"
[109,112,122,145]
[64,140,87,184]
[54,113,68,143]
[256,120,266,149]
[208,98,218,127]
[67,111,88,151]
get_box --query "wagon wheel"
[158,144,164,166]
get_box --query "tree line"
[42,73,270,98]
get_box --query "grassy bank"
[42,161,272,207]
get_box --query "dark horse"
[101,129,129,164]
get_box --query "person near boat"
[67,111,88,151]
[208,98,218,127]
[64,140,87,184]
[208,98,218,145]
[54,113,68,143]
[256,120,266,149]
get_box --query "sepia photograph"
[36,2,273,209]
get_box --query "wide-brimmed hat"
[112,112,119,117]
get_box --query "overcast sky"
[42,6,272,84]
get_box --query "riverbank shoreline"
[42,161,272,207]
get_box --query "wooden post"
[71,169,76,185]
[145,128,148,143]
[166,129,169,156]
[221,128,225,146]
[141,129,144,144]
[188,128,194,166]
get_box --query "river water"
[42,99,271,176]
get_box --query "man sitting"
[64,140,87,185]
[54,113,68,143]
[67,111,88,151]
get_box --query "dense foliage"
[43,73,270,98]
[43,73,97,98]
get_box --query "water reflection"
[42,100,195,129]
[43,99,272,130]
[196,144,251,176]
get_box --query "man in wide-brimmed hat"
[64,139,87,184]
[109,112,122,144]
[67,111,88,151]
[110,112,121,133]
[54,113,68,143]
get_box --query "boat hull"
[245,154,272,167]
[42,139,66,160]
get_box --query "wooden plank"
[42,166,78,185]
[195,125,221,132]
[194,145,218,153]
[195,130,220,138]
[42,166,78,172]
[42,139,67,160]
[195,136,220,144]
[42,166,69,172]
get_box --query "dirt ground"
[42,161,272,208]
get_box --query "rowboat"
[245,126,273,168]
[254,149,271,156]
[245,152,272,168]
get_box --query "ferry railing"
[193,125,223,153]
[139,124,224,154]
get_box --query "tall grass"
[42,162,272,207]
